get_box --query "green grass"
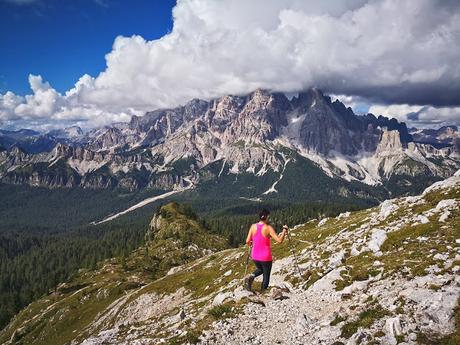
[335,256,381,291]
[3,274,132,345]
[332,186,460,293]
[208,303,234,320]
[341,305,390,339]
[395,297,406,315]
[330,315,347,326]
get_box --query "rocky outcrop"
[376,128,404,155]
[296,89,367,155]
[147,173,186,190]
[85,127,128,152]
[1,168,80,188]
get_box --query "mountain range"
[410,126,460,148]
[1,88,459,205]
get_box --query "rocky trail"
[201,275,346,344]
[201,265,458,345]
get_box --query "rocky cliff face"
[2,173,458,345]
[295,89,366,155]
[0,88,459,194]
[87,88,407,160]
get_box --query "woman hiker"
[244,208,288,292]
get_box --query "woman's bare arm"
[268,225,287,243]
[246,224,254,245]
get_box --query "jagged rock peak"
[211,94,245,114]
[291,87,327,108]
[53,142,73,157]
[248,88,272,101]
[376,128,404,154]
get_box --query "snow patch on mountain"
[281,110,308,147]
[92,180,193,225]
[262,155,290,195]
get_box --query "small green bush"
[208,304,233,319]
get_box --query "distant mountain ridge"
[410,125,460,149]
[0,88,459,203]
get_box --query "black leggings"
[252,260,272,290]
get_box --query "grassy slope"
[0,202,228,345]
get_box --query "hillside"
[0,202,228,345]
[1,172,459,344]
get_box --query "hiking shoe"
[244,274,254,291]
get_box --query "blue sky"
[0,0,175,95]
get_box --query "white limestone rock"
[379,200,399,220]
[384,317,403,345]
[328,250,346,269]
[337,212,351,219]
[317,218,329,227]
[368,229,387,253]
[212,292,234,306]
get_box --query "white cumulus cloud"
[0,75,135,130]
[1,0,460,130]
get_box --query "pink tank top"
[251,222,272,261]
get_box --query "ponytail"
[259,208,270,220]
